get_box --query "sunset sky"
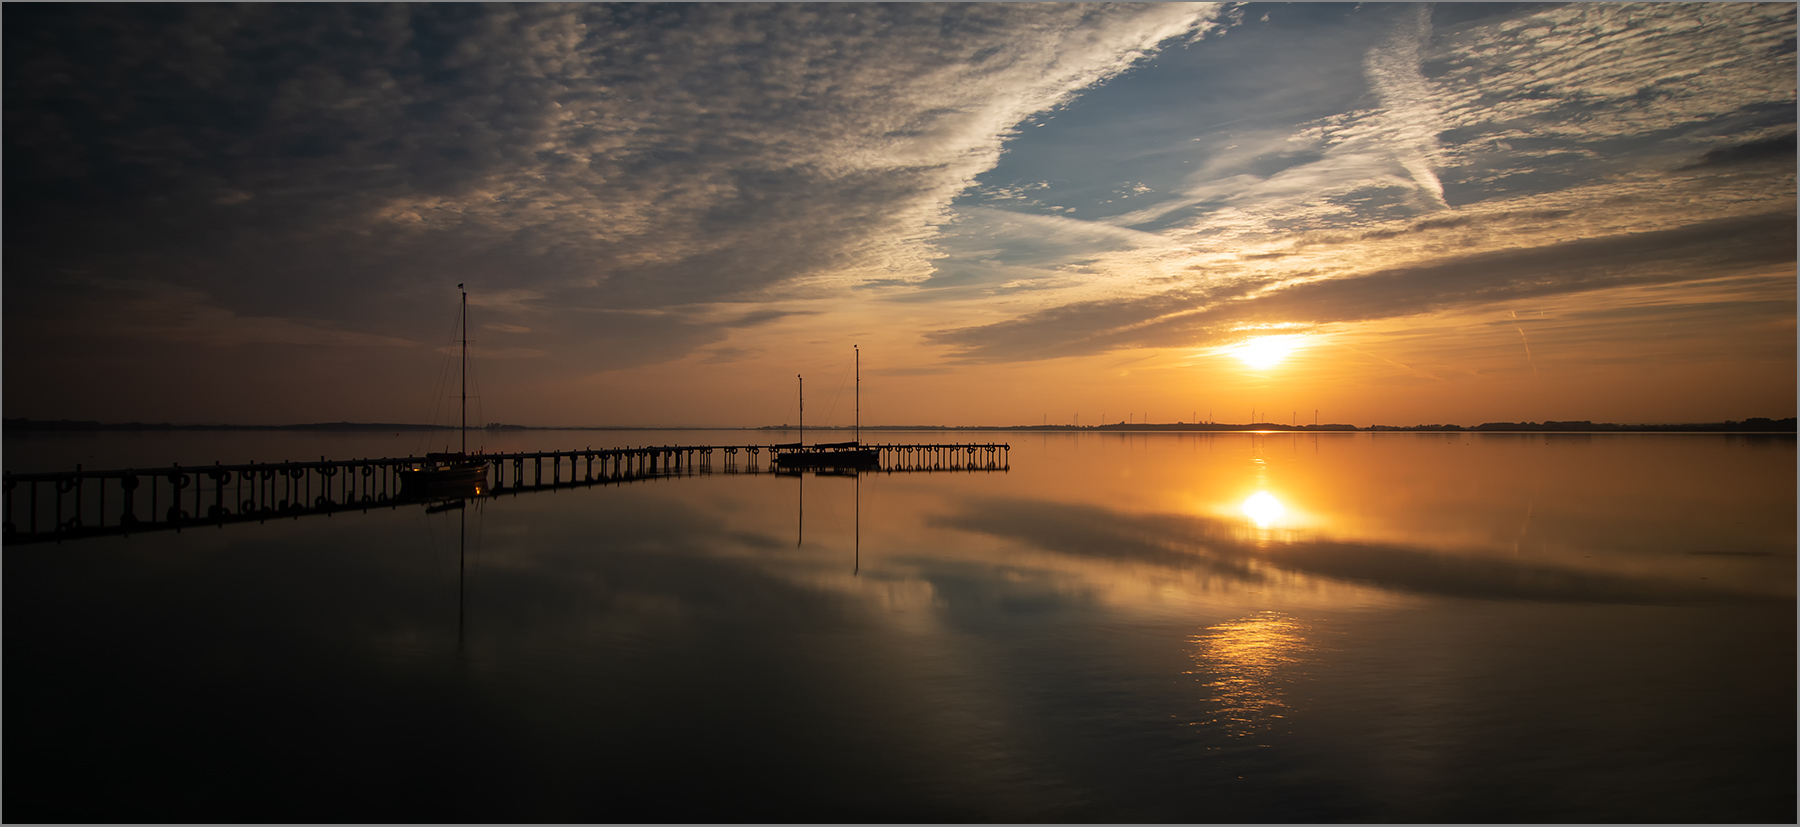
[5,2,1794,428]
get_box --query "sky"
[4,2,1795,428]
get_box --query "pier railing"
[2,442,1008,545]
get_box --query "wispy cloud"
[722,309,815,329]
[915,2,1795,371]
[1358,4,1446,208]
[929,211,1795,362]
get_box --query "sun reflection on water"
[1241,491,1285,528]
[1187,612,1313,742]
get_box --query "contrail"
[1330,339,1439,381]
[1512,310,1540,381]
[1365,5,1448,209]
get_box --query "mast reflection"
[423,493,478,653]
[781,466,863,573]
[854,471,859,576]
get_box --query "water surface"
[6,431,1793,821]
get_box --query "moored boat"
[398,452,487,498]
[775,440,879,468]
[774,346,879,470]
[399,284,488,497]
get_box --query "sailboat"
[774,346,879,469]
[398,284,488,498]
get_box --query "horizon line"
[5,416,1795,433]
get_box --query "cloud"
[1235,212,1795,324]
[1359,4,1447,208]
[698,346,753,366]
[901,207,1171,298]
[924,289,1236,363]
[5,3,1222,334]
[722,309,815,329]
[1067,2,1792,246]
[928,211,1796,363]
[1426,2,1797,197]
[1677,131,1798,171]
[4,2,1791,426]
[0,3,1244,426]
[42,276,419,349]
[906,3,1794,369]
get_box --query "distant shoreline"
[6,417,1794,434]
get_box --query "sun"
[1229,335,1299,369]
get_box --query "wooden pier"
[1,442,1008,545]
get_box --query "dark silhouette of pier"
[2,442,1008,545]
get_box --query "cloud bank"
[6,3,1219,322]
[4,3,1790,426]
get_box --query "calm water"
[5,431,1794,822]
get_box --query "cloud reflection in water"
[933,496,1787,606]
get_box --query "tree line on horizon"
[6,417,1795,433]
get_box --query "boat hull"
[774,448,879,469]
[397,462,488,498]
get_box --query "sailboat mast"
[460,285,468,456]
[854,345,860,445]
[798,374,803,446]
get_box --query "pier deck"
[2,442,1008,545]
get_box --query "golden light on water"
[1241,491,1286,528]
[1189,612,1312,740]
